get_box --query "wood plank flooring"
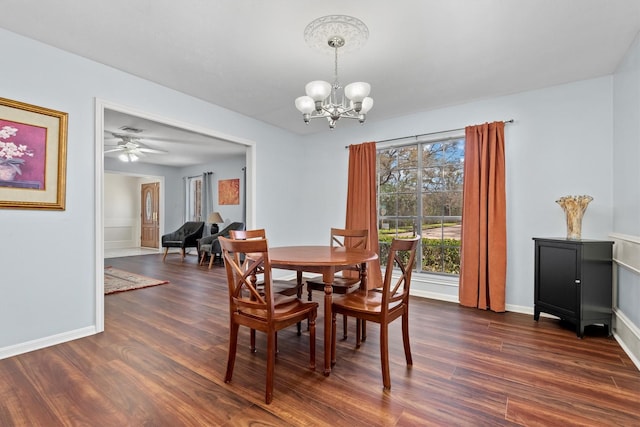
[1,253,639,426]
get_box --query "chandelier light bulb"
[344,82,371,102]
[295,96,315,114]
[305,81,332,102]
[360,97,374,114]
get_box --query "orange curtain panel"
[346,142,383,288]
[459,122,507,312]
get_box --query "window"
[185,176,202,221]
[377,136,464,275]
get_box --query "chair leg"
[180,248,185,262]
[199,251,205,266]
[162,247,168,262]
[402,311,413,366]
[265,330,276,404]
[362,320,367,342]
[208,253,214,269]
[309,312,317,370]
[356,319,361,348]
[380,323,391,390]
[306,284,312,331]
[331,311,337,366]
[342,314,348,340]
[225,323,239,383]
[250,329,256,353]
[296,273,303,336]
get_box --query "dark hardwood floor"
[1,253,639,426]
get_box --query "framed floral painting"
[0,97,67,210]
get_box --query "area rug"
[104,266,169,295]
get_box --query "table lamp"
[207,212,223,234]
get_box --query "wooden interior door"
[141,182,159,248]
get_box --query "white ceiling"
[1,1,639,165]
[103,109,247,167]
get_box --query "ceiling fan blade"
[137,147,168,154]
[104,147,125,153]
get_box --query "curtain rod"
[185,171,213,179]
[345,119,514,148]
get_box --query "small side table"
[533,237,613,338]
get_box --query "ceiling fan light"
[118,153,129,162]
[344,82,370,103]
[305,80,331,102]
[129,153,139,162]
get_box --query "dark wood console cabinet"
[533,238,613,338]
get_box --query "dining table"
[269,245,378,375]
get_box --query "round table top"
[269,245,378,267]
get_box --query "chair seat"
[307,275,361,293]
[332,290,403,316]
[272,279,304,297]
[238,299,318,325]
[163,240,185,248]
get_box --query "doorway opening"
[95,99,256,332]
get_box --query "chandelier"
[295,15,373,130]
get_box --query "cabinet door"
[538,244,578,315]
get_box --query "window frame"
[376,132,465,277]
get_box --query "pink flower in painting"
[0,126,34,175]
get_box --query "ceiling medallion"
[303,15,369,54]
[295,15,373,129]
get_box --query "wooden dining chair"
[219,236,318,404]
[330,235,420,390]
[306,228,368,339]
[230,228,303,298]
[230,228,305,347]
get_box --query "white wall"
[180,155,246,233]
[104,173,142,249]
[0,28,305,355]
[612,30,640,365]
[302,76,614,311]
[1,25,637,363]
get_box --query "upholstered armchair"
[161,221,205,262]
[198,222,244,269]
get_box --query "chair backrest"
[230,228,266,240]
[381,236,420,309]
[330,228,368,250]
[218,222,245,237]
[331,228,368,278]
[182,221,205,235]
[219,236,275,315]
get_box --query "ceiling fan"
[104,133,168,162]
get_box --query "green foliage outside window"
[378,235,461,274]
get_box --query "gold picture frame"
[0,97,68,210]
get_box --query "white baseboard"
[0,326,97,360]
[613,308,640,370]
